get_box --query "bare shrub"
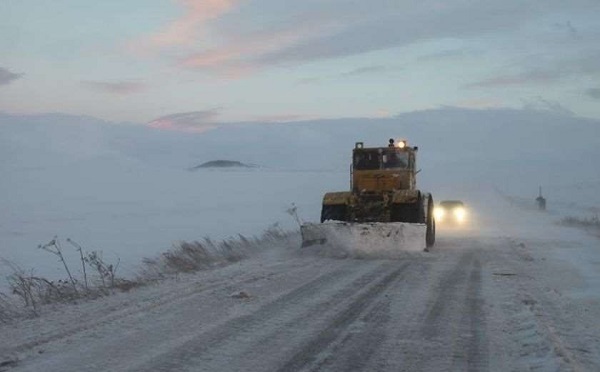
[38,237,77,293]
[0,291,17,323]
[286,203,303,228]
[83,250,120,290]
[560,215,600,238]
[139,224,296,280]
[0,237,126,321]
[1,227,296,321]
[561,215,600,227]
[4,260,84,314]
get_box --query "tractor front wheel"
[426,195,436,249]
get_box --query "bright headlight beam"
[434,207,445,220]
[453,207,466,222]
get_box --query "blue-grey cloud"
[148,109,222,133]
[586,88,600,99]
[253,1,591,66]
[298,65,390,84]
[172,1,599,80]
[81,80,146,94]
[418,48,483,61]
[465,71,557,88]
[521,97,574,116]
[339,65,388,77]
[466,51,600,89]
[553,21,578,37]
[0,67,24,86]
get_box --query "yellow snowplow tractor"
[303,139,435,251]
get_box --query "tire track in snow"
[451,257,488,372]
[126,262,386,372]
[398,248,489,371]
[275,263,410,372]
[306,284,394,371]
[222,263,405,372]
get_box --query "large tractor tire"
[321,204,347,223]
[426,194,436,249]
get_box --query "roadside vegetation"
[560,215,600,238]
[0,224,296,323]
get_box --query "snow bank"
[301,221,427,259]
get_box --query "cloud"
[521,97,574,116]
[148,109,221,133]
[297,65,390,84]
[339,65,388,77]
[465,71,558,88]
[178,20,331,77]
[553,21,578,38]
[81,81,146,95]
[453,99,505,109]
[250,1,583,67]
[136,0,599,79]
[148,0,240,48]
[586,88,600,99]
[0,67,24,86]
[418,48,483,61]
[466,51,600,89]
[249,113,313,123]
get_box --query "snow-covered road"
[2,223,599,371]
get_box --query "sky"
[1,0,599,132]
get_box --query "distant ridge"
[190,160,254,169]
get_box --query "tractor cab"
[351,139,418,193]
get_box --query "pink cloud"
[147,109,221,133]
[179,24,331,77]
[150,0,239,48]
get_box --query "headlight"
[396,140,407,148]
[434,207,445,221]
[453,207,466,222]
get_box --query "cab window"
[354,151,380,170]
[382,150,409,169]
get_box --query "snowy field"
[0,164,345,281]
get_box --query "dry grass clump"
[0,225,296,321]
[560,215,600,238]
[0,236,125,319]
[140,224,295,280]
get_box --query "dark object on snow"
[536,186,546,211]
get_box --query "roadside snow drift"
[301,222,427,258]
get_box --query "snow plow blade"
[300,221,427,257]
